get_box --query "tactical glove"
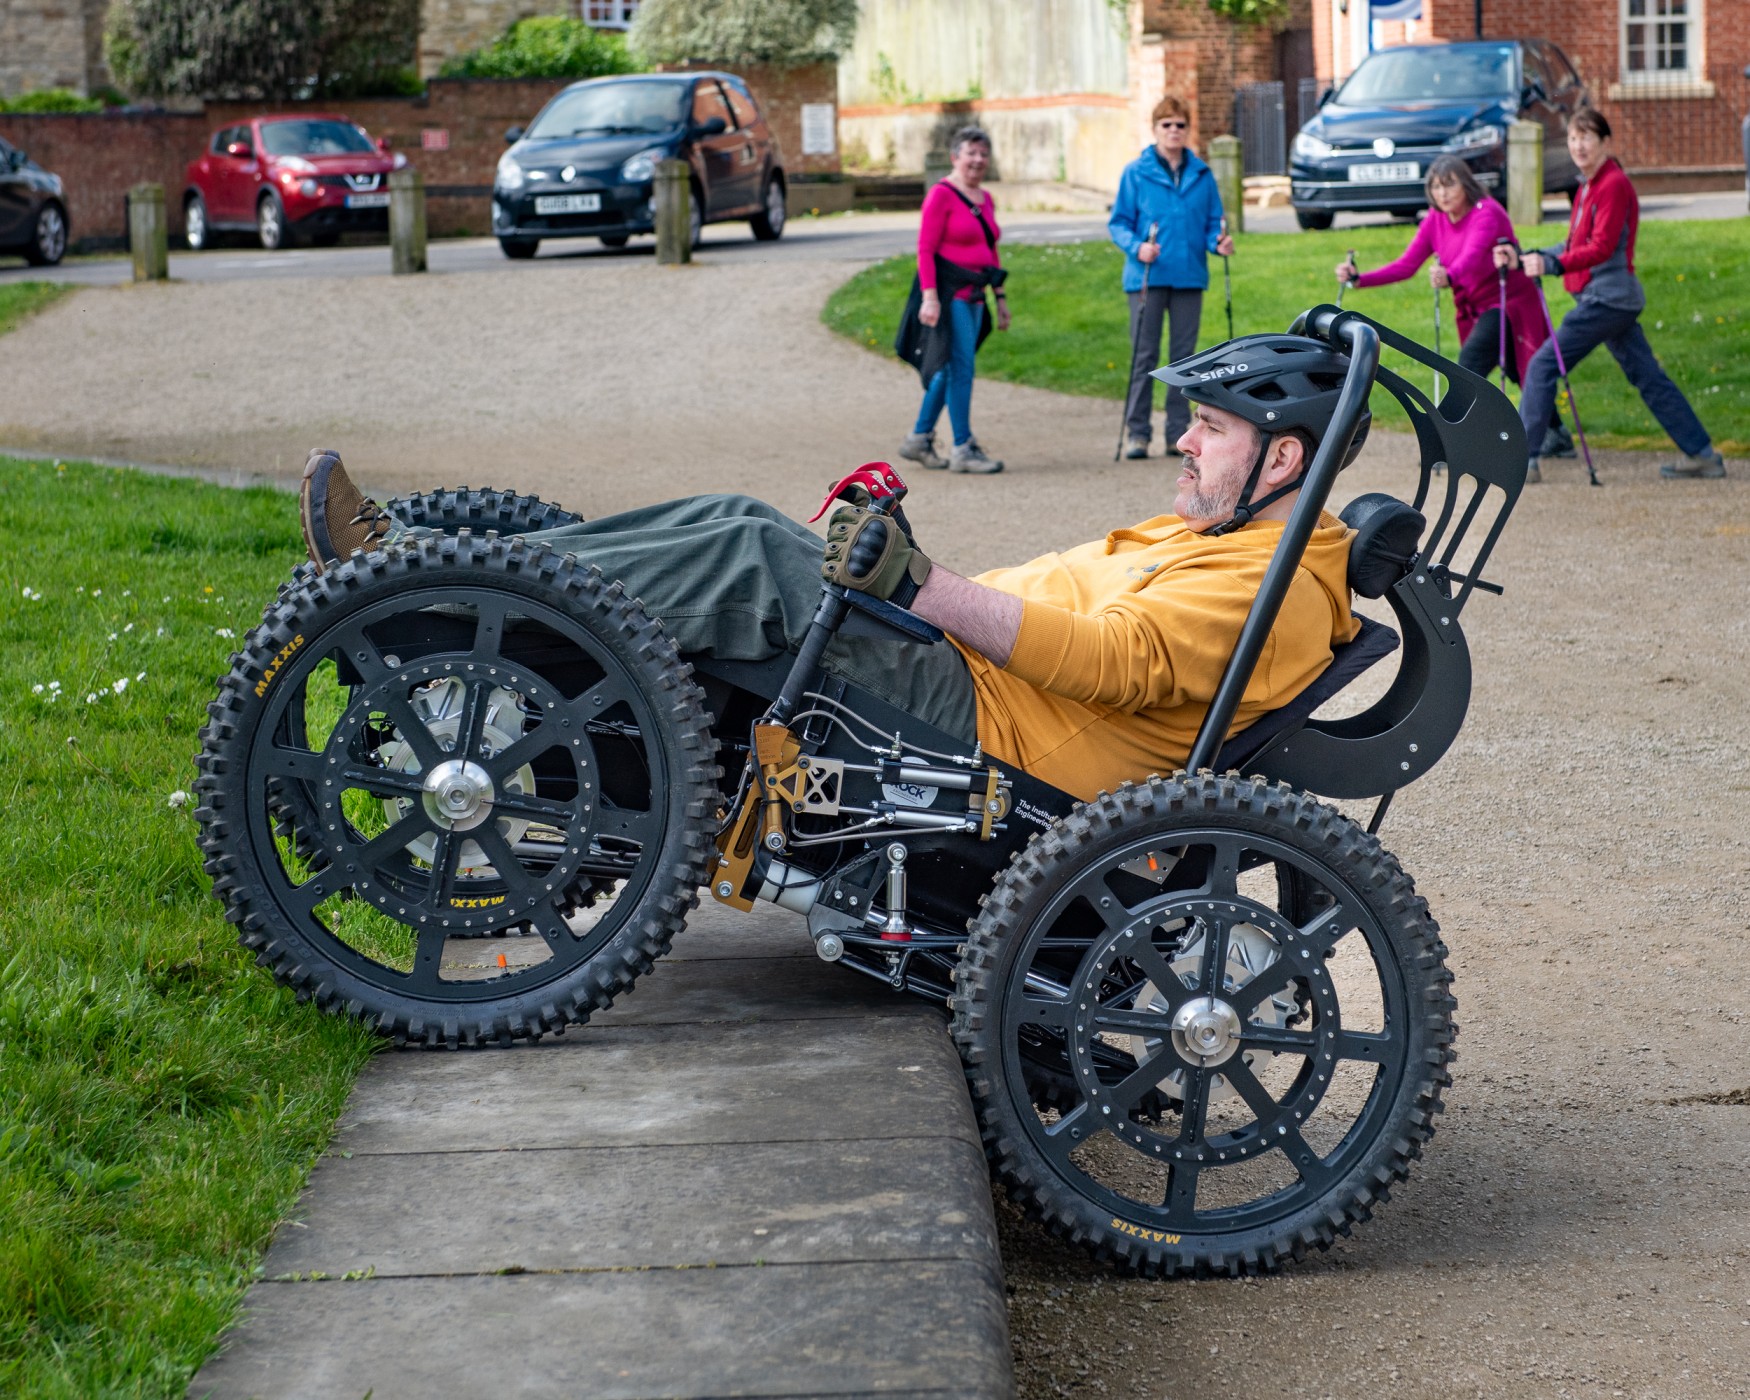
[820,505,932,608]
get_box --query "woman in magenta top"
[898,126,1008,475]
[1336,156,1573,457]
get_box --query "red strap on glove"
[807,462,909,523]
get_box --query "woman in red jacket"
[1494,109,1724,482]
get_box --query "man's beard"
[1177,460,1242,521]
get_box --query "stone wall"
[419,0,571,79]
[0,69,836,249]
[0,0,111,99]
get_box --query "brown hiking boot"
[300,448,394,571]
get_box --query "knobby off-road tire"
[197,533,718,1046]
[953,773,1456,1278]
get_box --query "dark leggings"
[1459,311,1566,437]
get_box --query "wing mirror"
[1319,85,1335,107]
[225,141,252,158]
[1520,78,1547,105]
[504,125,524,145]
[376,135,391,153]
[694,115,728,137]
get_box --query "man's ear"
[1263,433,1305,489]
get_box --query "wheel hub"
[1170,995,1243,1068]
[422,758,495,831]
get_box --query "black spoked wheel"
[383,486,582,537]
[954,773,1455,1277]
[197,534,717,1046]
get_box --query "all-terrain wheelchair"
[196,307,1525,1277]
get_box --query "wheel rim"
[245,582,679,1005]
[259,199,281,247]
[765,182,785,233]
[187,201,205,248]
[999,826,1411,1237]
[37,207,65,261]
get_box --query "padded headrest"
[1341,492,1425,598]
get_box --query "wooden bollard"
[1207,135,1244,236]
[1507,120,1542,230]
[390,168,427,275]
[654,159,692,265]
[129,183,168,281]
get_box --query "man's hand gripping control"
[820,505,933,609]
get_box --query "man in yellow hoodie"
[301,335,1360,804]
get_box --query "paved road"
[5,186,1738,286]
[0,209,1110,286]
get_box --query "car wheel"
[184,194,210,252]
[257,192,294,250]
[1294,208,1334,231]
[598,233,630,248]
[498,237,540,260]
[750,174,786,241]
[689,184,703,250]
[23,202,67,266]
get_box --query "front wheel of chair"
[953,772,1455,1278]
[196,533,719,1046]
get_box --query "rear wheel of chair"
[954,773,1455,1277]
[196,533,718,1046]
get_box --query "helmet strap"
[1208,434,1283,537]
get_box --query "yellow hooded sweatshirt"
[951,512,1357,800]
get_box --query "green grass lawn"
[0,456,375,1396]
[823,217,1748,453]
[0,282,71,338]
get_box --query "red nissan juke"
[182,114,408,251]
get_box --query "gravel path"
[4,262,1747,1398]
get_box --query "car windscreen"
[525,81,687,139]
[1337,45,1517,104]
[260,120,376,156]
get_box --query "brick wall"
[0,68,837,248]
[653,62,840,177]
[1137,0,1308,151]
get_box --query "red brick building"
[1312,0,1748,178]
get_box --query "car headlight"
[1444,125,1502,152]
[496,154,525,192]
[620,147,665,183]
[299,178,318,197]
[1292,131,1336,162]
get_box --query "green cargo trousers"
[488,493,980,742]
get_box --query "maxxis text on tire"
[952,772,1455,1278]
[196,532,718,1047]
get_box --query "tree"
[105,0,419,102]
[439,17,643,81]
[629,0,859,69]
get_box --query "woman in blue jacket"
[1109,95,1233,459]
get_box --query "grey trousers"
[511,494,979,741]
[1123,286,1204,446]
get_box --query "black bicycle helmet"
[1152,334,1372,534]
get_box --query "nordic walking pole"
[1337,248,1357,308]
[1535,281,1601,487]
[1497,250,1510,388]
[1220,215,1234,341]
[1114,220,1161,462]
[1431,264,1444,403]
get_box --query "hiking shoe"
[1524,458,1542,485]
[1659,449,1727,480]
[950,439,1004,474]
[300,448,395,571]
[1540,422,1577,458]
[898,431,948,471]
[1124,437,1150,460]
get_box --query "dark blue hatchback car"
[1290,40,1588,229]
[492,71,787,258]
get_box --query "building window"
[1621,0,1701,82]
[582,0,640,30]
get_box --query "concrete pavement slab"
[189,1262,1010,1400]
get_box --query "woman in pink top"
[898,126,1008,475]
[1336,155,1574,457]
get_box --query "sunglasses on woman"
[1157,120,1188,130]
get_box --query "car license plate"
[344,193,390,209]
[535,193,602,214]
[1350,162,1419,183]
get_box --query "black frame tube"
[1184,313,1381,774]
